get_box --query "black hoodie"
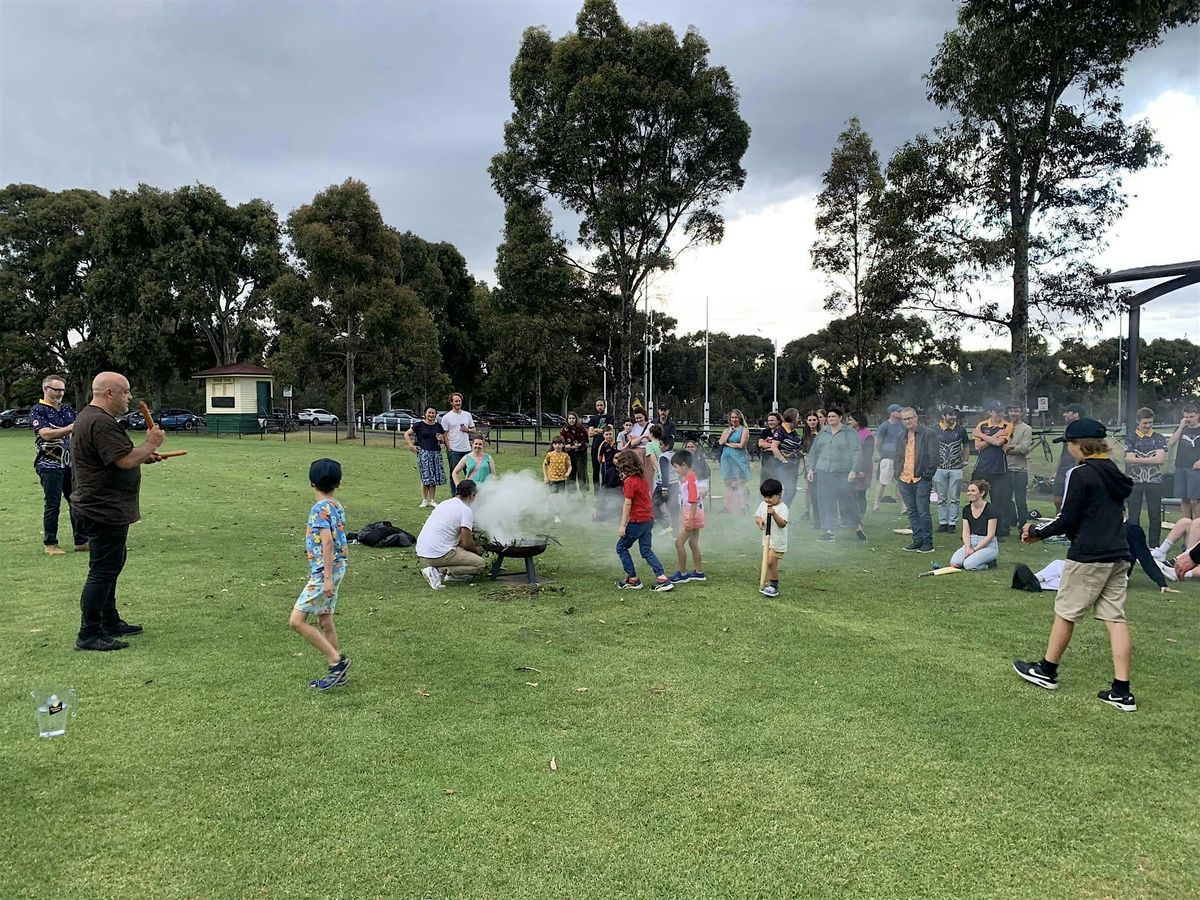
[1032,457,1133,563]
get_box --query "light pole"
[772,339,779,412]
[703,296,710,429]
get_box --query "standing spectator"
[933,407,970,533]
[801,410,822,526]
[30,373,87,556]
[655,405,677,449]
[1013,418,1137,712]
[586,398,615,493]
[972,400,1015,538]
[71,371,165,651]
[758,412,783,487]
[616,417,634,451]
[817,409,828,430]
[1167,403,1200,520]
[718,409,752,515]
[1124,407,1168,545]
[848,410,874,521]
[596,426,624,520]
[873,404,906,512]
[1052,403,1087,512]
[806,406,864,542]
[628,408,650,447]
[452,436,498,485]
[774,408,805,509]
[559,412,590,493]
[542,436,572,522]
[440,392,475,495]
[1005,402,1033,529]
[685,438,712,499]
[893,406,938,553]
[404,407,447,508]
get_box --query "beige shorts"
[1053,560,1128,623]
[878,458,896,486]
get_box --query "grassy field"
[2,429,1197,899]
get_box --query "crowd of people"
[27,374,1200,707]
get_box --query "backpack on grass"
[351,521,416,548]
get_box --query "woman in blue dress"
[718,408,752,514]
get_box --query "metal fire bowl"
[484,538,550,559]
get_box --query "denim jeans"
[898,478,933,547]
[815,472,858,532]
[1009,469,1029,528]
[446,450,468,494]
[39,467,86,546]
[950,534,999,570]
[77,517,129,640]
[615,520,664,579]
[932,467,964,526]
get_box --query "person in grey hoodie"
[1013,418,1138,713]
[806,406,866,542]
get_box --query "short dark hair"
[455,479,477,498]
[649,423,663,439]
[1136,407,1154,420]
[551,436,564,445]
[672,449,693,468]
[849,409,870,429]
[825,405,844,417]
[760,478,783,498]
[1184,402,1199,414]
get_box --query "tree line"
[2,0,1197,429]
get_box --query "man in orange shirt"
[892,407,939,553]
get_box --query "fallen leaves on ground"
[549,756,557,772]
[415,688,431,697]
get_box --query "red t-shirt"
[623,474,653,523]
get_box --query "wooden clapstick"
[138,401,156,431]
[157,450,188,458]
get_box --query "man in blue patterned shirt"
[1124,407,1169,545]
[29,373,87,556]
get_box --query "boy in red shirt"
[614,450,673,591]
[667,450,706,584]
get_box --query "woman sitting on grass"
[950,480,999,571]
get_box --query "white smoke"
[471,469,605,544]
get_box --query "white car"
[298,408,339,426]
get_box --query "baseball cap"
[985,399,1004,412]
[309,458,342,490]
[887,404,902,413]
[1053,417,1106,442]
[1063,403,1088,416]
[942,407,960,417]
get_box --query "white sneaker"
[421,566,444,590]
[419,500,429,508]
[1151,547,1167,561]
[1159,561,1178,582]
[554,515,562,524]
[429,500,439,507]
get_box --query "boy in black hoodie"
[1013,419,1137,711]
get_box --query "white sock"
[1156,540,1173,554]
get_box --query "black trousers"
[40,467,86,547]
[1009,469,1029,527]
[566,450,589,491]
[591,442,603,494]
[77,517,129,641]
[1128,482,1164,546]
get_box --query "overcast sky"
[2,0,1197,349]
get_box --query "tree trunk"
[1010,227,1031,411]
[535,368,543,446]
[345,325,357,438]
[382,386,393,411]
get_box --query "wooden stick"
[138,401,156,432]
[759,513,772,589]
[157,450,188,458]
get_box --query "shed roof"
[191,363,273,378]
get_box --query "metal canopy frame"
[1093,260,1200,436]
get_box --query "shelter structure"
[191,363,274,434]
[1093,260,1200,436]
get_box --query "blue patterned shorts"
[295,566,346,614]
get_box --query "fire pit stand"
[484,536,555,585]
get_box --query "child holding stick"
[755,478,789,597]
[288,458,352,691]
[614,450,673,591]
[667,450,706,584]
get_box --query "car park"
[372,409,418,431]
[298,408,339,425]
[0,407,33,428]
[155,408,205,430]
[541,412,566,428]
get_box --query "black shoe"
[881,496,897,504]
[855,528,868,542]
[108,621,143,636]
[1097,689,1136,712]
[75,636,129,651]
[902,541,921,551]
[938,524,952,533]
[918,544,934,553]
[1013,659,1058,690]
[818,531,835,542]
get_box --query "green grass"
[2,430,1197,899]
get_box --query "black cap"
[1063,403,1087,416]
[942,407,960,417]
[1053,417,1106,442]
[309,458,342,490]
[985,399,1004,412]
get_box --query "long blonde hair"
[728,408,745,428]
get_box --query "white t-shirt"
[416,498,474,558]
[441,410,475,452]
[755,500,790,553]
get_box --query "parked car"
[541,412,566,428]
[155,408,204,430]
[298,408,339,426]
[0,407,33,428]
[372,409,418,431]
